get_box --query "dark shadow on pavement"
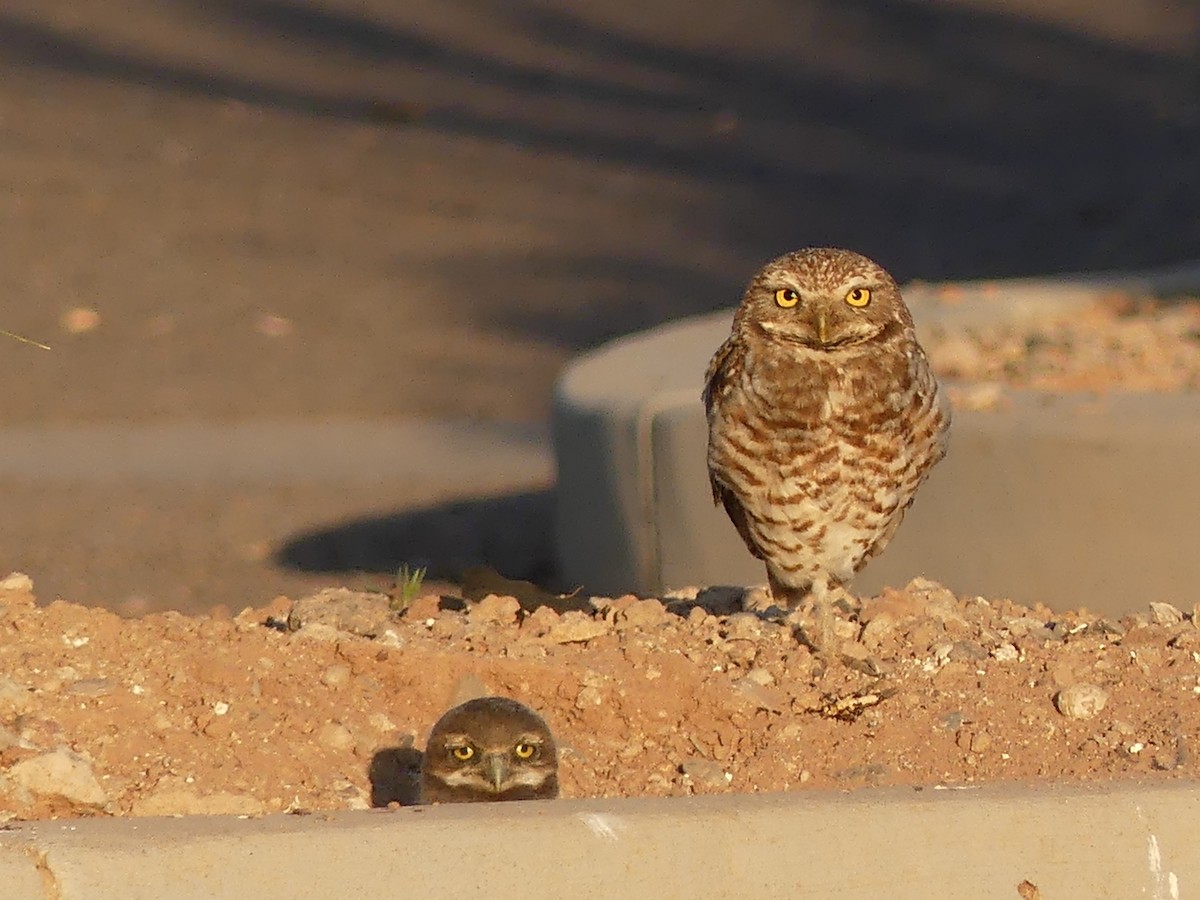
[274,489,558,588]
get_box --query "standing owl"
[420,697,559,803]
[703,248,949,636]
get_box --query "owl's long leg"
[774,573,860,658]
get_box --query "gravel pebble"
[287,588,395,637]
[318,722,355,751]
[321,665,352,689]
[9,748,107,806]
[617,599,669,629]
[0,572,34,593]
[680,757,730,788]
[545,612,610,644]
[1149,602,1185,627]
[468,594,521,626]
[1054,683,1110,719]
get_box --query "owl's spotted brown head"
[735,247,910,351]
[420,696,559,804]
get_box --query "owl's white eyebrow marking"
[578,812,624,842]
[840,275,874,290]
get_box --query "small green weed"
[389,564,428,613]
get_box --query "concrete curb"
[0,782,1196,898]
[553,261,1200,614]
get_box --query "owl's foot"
[782,585,862,659]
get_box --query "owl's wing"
[701,336,739,415]
[712,480,765,561]
[703,334,765,560]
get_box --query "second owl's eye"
[774,288,799,308]
[845,287,871,307]
[451,745,475,761]
[514,742,537,759]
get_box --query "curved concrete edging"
[553,261,1200,615]
[0,782,1195,899]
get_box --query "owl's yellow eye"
[514,741,537,759]
[774,288,800,308]
[451,745,475,761]
[845,287,871,307]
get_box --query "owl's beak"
[485,753,509,791]
[814,309,830,346]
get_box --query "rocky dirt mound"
[0,572,1197,821]
[926,293,1200,394]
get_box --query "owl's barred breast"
[707,331,948,590]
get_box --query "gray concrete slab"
[1,782,1197,898]
[553,264,1200,614]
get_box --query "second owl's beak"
[814,309,830,346]
[485,753,509,791]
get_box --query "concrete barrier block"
[553,263,1200,614]
[0,840,45,900]
[3,783,1199,898]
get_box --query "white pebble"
[1054,683,1109,719]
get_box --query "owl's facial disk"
[436,735,552,793]
[757,277,885,350]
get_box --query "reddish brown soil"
[2,573,1197,821]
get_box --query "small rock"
[320,665,351,689]
[1168,629,1200,649]
[1149,602,1184,627]
[331,778,371,811]
[318,722,355,751]
[616,598,669,629]
[0,677,33,714]
[1054,683,1109,719]
[663,586,700,601]
[520,605,560,636]
[949,640,988,662]
[291,622,342,642]
[0,572,34,593]
[733,678,785,713]
[287,588,395,637]
[860,613,897,648]
[680,757,730,788]
[723,613,764,641]
[721,639,757,668]
[9,747,107,806]
[545,612,610,644]
[368,712,399,734]
[468,594,521,626]
[991,643,1020,662]
[66,678,116,698]
[744,667,774,686]
[0,723,31,751]
[575,685,604,709]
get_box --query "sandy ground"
[0,0,1197,611]
[2,573,1199,821]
